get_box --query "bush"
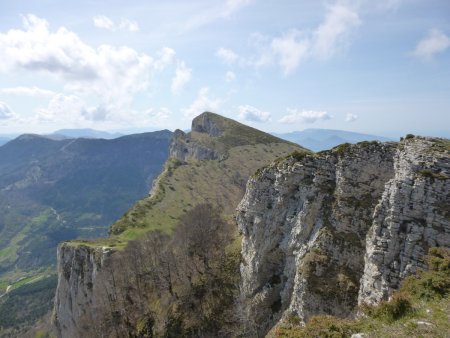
[276,315,355,338]
[362,293,413,322]
[401,247,450,300]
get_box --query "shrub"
[401,247,450,300]
[362,293,413,322]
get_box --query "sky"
[0,0,449,137]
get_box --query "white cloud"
[143,107,171,126]
[238,2,361,75]
[93,15,139,32]
[0,15,161,111]
[93,15,114,30]
[225,71,236,82]
[1,86,55,97]
[413,29,450,60]
[271,30,310,75]
[237,105,271,123]
[154,47,176,71]
[313,3,361,59]
[171,61,192,94]
[279,109,332,124]
[345,113,358,122]
[183,87,221,118]
[0,101,15,120]
[119,19,139,32]
[216,47,239,64]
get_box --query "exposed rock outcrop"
[54,243,114,338]
[359,138,450,304]
[169,129,221,162]
[237,137,449,336]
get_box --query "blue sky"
[0,0,449,137]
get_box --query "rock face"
[237,137,449,336]
[54,243,113,338]
[359,138,450,304]
[169,129,221,162]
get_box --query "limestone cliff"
[53,112,302,337]
[54,244,113,338]
[237,137,449,336]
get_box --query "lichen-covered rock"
[237,137,449,336]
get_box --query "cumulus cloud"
[237,105,271,123]
[0,101,16,119]
[413,29,450,60]
[313,3,361,59]
[183,88,221,118]
[237,2,361,75]
[0,15,175,112]
[38,94,91,121]
[345,113,358,122]
[279,109,332,124]
[226,71,236,82]
[171,61,192,94]
[154,47,176,71]
[1,86,55,97]
[216,47,239,64]
[93,15,139,32]
[119,19,139,32]
[93,15,114,30]
[271,30,310,75]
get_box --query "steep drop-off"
[237,137,449,336]
[54,112,303,337]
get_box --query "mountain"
[0,138,10,147]
[53,117,449,338]
[0,130,172,336]
[275,128,393,151]
[53,112,304,337]
[51,128,123,139]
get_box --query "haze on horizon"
[0,0,449,138]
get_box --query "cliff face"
[54,244,112,338]
[237,137,449,336]
[53,112,302,337]
[169,129,221,162]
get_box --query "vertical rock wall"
[238,138,449,336]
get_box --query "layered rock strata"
[238,138,449,336]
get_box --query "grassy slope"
[74,113,305,247]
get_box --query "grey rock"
[237,138,449,336]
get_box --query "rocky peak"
[191,111,224,137]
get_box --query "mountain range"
[0,114,448,337]
[275,128,393,151]
[0,131,172,335]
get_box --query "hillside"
[0,130,171,336]
[109,112,303,238]
[54,112,305,337]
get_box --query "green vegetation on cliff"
[274,247,450,338]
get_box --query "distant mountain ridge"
[275,128,393,151]
[0,130,172,335]
[51,128,124,139]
